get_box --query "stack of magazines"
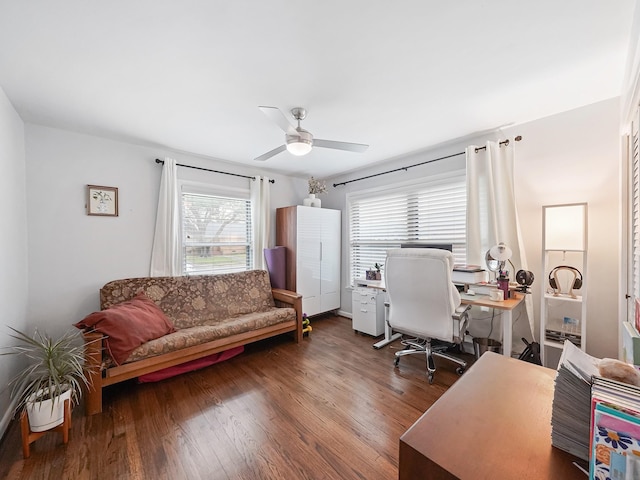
[590,376,640,479]
[550,340,599,460]
[551,340,640,478]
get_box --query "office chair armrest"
[452,304,471,344]
[453,304,471,319]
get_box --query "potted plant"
[1,327,93,432]
[374,263,383,281]
[366,263,383,281]
[303,177,327,207]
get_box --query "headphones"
[548,266,582,297]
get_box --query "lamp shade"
[286,141,312,156]
[544,204,586,251]
[489,243,512,261]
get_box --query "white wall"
[326,97,621,360]
[507,98,621,360]
[24,124,306,338]
[0,86,27,438]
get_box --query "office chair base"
[394,341,467,383]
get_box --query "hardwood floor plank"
[0,315,473,479]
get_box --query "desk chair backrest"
[384,248,461,341]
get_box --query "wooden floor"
[0,315,473,480]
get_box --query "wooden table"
[460,292,524,357]
[399,352,586,479]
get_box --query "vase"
[303,193,321,207]
[303,194,314,207]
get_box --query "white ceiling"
[0,1,635,178]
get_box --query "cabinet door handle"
[360,309,368,313]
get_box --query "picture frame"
[87,185,118,217]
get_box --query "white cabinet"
[540,203,588,367]
[352,287,385,336]
[276,206,341,316]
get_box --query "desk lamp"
[486,243,512,299]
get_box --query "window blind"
[630,111,640,319]
[181,192,253,275]
[348,171,466,286]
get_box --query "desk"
[399,352,585,480]
[356,279,524,354]
[460,292,524,358]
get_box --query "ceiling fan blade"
[258,106,297,135]
[313,139,369,153]
[254,144,287,162]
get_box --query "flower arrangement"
[366,263,383,280]
[308,177,327,195]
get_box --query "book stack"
[551,341,640,478]
[451,265,488,284]
[590,376,640,479]
[550,341,599,460]
[545,327,582,347]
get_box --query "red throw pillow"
[75,293,175,365]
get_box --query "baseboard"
[337,310,352,319]
[0,398,17,442]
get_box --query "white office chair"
[384,248,471,384]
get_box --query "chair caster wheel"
[394,357,400,367]
[428,373,434,384]
[456,367,465,375]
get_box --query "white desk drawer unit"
[352,287,386,337]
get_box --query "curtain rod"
[333,136,522,188]
[154,159,275,183]
[474,135,522,153]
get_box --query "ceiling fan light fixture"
[255,106,369,161]
[286,140,312,156]
[286,130,313,156]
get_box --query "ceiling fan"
[254,106,369,161]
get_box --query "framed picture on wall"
[87,185,118,216]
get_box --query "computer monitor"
[400,243,453,252]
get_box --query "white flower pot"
[303,193,322,207]
[26,388,71,432]
[303,193,314,206]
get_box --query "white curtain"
[466,140,534,337]
[150,157,182,276]
[251,176,271,270]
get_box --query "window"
[181,189,253,275]
[348,171,466,285]
[629,109,640,320]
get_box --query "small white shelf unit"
[540,203,588,368]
